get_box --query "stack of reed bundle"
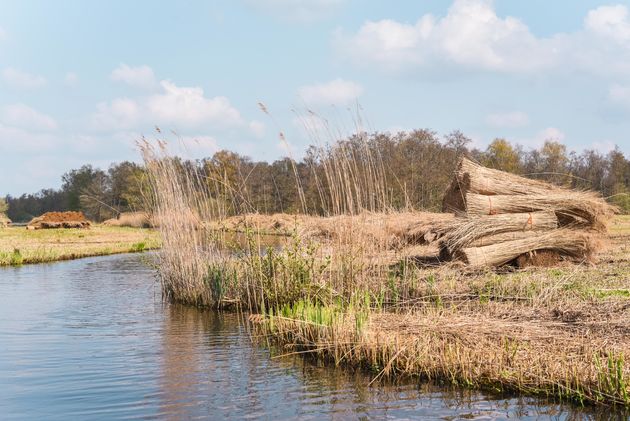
[440,158,616,268]
[26,211,91,230]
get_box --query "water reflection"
[0,254,627,420]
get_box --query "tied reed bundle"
[456,229,596,267]
[466,192,616,232]
[459,157,560,196]
[468,230,544,247]
[442,158,560,212]
[441,211,558,253]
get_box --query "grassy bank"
[251,215,630,407]
[0,226,161,266]
[139,140,629,408]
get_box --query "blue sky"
[1,0,630,195]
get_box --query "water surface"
[0,254,624,420]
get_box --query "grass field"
[0,226,161,266]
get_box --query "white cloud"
[2,67,47,89]
[484,127,567,150]
[585,5,630,43]
[337,0,630,76]
[246,0,345,22]
[91,98,141,130]
[111,64,156,90]
[65,72,78,86]
[485,111,529,128]
[337,0,557,73]
[297,78,363,105]
[249,120,266,138]
[147,80,242,127]
[1,104,58,131]
[90,80,244,131]
[0,128,145,195]
[0,123,59,153]
[538,127,565,142]
[520,127,565,148]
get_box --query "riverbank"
[251,215,630,406]
[139,141,629,407]
[3,252,614,419]
[0,226,161,265]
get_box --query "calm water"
[0,254,624,420]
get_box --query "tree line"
[4,162,148,222]
[4,130,630,222]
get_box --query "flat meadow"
[0,225,161,266]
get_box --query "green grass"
[0,226,161,266]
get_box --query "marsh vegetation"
[139,127,630,408]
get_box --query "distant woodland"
[4,131,630,222]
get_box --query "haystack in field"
[439,158,615,268]
[0,214,10,228]
[27,211,91,230]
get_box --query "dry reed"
[456,229,595,267]
[103,211,152,228]
[458,157,561,196]
[139,129,629,408]
[441,211,558,253]
[468,230,545,247]
[466,192,615,231]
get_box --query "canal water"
[0,254,623,420]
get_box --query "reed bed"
[139,134,629,407]
[252,304,630,406]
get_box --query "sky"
[1,0,630,196]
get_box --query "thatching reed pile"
[440,158,616,267]
[26,211,91,230]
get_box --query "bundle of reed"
[455,229,595,268]
[441,211,558,253]
[465,192,614,231]
[455,157,560,198]
[468,230,545,247]
[438,157,617,267]
[443,160,557,213]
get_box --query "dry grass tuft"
[103,212,153,228]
